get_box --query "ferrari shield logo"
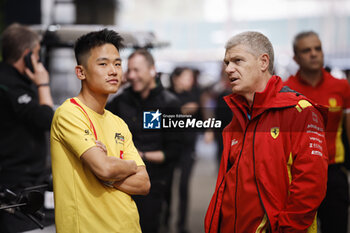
[270,127,280,139]
[329,98,337,107]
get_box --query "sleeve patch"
[17,93,32,104]
[295,100,312,112]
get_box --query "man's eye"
[115,63,121,67]
[99,63,107,66]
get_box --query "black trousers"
[133,177,168,233]
[318,164,349,233]
[163,146,195,233]
[176,148,195,232]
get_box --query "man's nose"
[310,48,318,57]
[225,63,236,74]
[108,65,117,76]
[126,71,134,81]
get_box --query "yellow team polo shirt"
[50,97,144,233]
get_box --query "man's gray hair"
[293,31,320,55]
[225,31,274,74]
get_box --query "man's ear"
[75,65,86,80]
[22,48,31,56]
[293,54,299,65]
[150,66,156,77]
[259,53,270,72]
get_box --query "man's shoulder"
[158,88,180,105]
[0,62,25,86]
[279,85,302,96]
[54,99,81,118]
[104,109,127,124]
[272,85,305,108]
[278,88,314,110]
[320,72,350,99]
[118,87,134,97]
[278,92,327,124]
[283,74,298,86]
[275,86,327,117]
[107,90,138,115]
[325,72,350,86]
[109,87,134,105]
[0,62,14,77]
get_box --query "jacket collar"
[127,78,164,101]
[294,68,330,87]
[0,62,32,85]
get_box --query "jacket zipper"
[209,96,255,233]
[208,124,249,233]
[252,117,272,232]
[208,179,224,233]
[233,94,255,232]
[233,125,250,233]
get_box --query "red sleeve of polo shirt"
[343,80,350,112]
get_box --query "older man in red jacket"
[205,31,328,233]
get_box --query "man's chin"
[307,64,323,71]
[231,86,241,94]
[107,86,120,94]
[131,86,143,93]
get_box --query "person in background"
[50,29,150,233]
[284,31,350,233]
[0,23,54,233]
[107,49,181,233]
[205,31,328,233]
[213,64,233,168]
[166,67,202,233]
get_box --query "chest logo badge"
[17,94,32,104]
[231,139,238,146]
[270,127,280,139]
[329,98,337,107]
[115,133,125,144]
[328,98,341,112]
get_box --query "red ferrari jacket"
[205,76,328,233]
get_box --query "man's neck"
[12,59,25,75]
[140,88,151,100]
[77,90,108,115]
[243,92,255,107]
[299,69,323,87]
[244,74,272,107]
[140,79,157,100]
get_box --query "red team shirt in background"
[285,68,350,164]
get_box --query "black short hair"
[128,49,155,67]
[293,31,320,55]
[169,67,199,90]
[1,23,40,64]
[74,28,124,65]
